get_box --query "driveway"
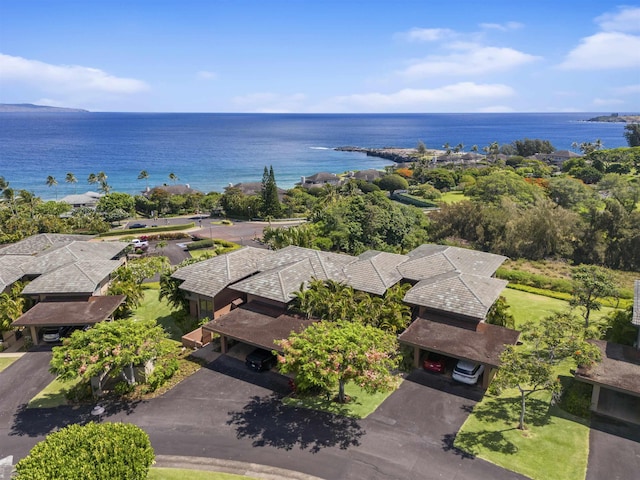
[587,414,640,480]
[0,355,526,479]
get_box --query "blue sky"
[1,0,639,113]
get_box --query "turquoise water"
[0,112,628,199]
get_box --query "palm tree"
[65,172,78,193]
[99,180,111,194]
[0,176,8,193]
[138,170,150,190]
[46,175,58,200]
[471,145,479,154]
[17,190,40,219]
[168,172,179,184]
[87,173,98,187]
[455,143,464,154]
[97,171,107,184]
[2,187,16,214]
[443,142,451,155]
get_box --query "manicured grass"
[437,191,469,204]
[189,249,217,259]
[148,468,254,479]
[133,288,183,341]
[0,356,19,372]
[501,288,615,328]
[27,376,83,408]
[283,379,402,419]
[455,389,589,480]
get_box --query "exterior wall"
[246,294,287,310]
[213,289,244,319]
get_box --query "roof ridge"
[458,273,487,307]
[369,255,387,287]
[441,248,458,271]
[72,262,98,285]
[314,251,330,278]
[276,269,288,301]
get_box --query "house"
[351,169,383,182]
[225,181,287,201]
[172,243,519,387]
[0,234,128,346]
[143,184,202,197]
[300,172,341,189]
[535,150,582,167]
[59,191,103,209]
[573,279,640,425]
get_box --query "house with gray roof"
[59,191,103,209]
[0,233,93,256]
[173,243,518,389]
[300,172,341,189]
[573,279,640,425]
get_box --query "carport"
[202,302,316,354]
[575,340,640,425]
[12,295,126,345]
[398,317,520,389]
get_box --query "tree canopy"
[276,319,399,403]
[50,318,171,396]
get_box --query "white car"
[130,239,149,249]
[41,327,62,343]
[452,360,484,385]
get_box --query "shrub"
[145,357,180,392]
[15,422,154,480]
[186,238,214,250]
[559,380,592,419]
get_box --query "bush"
[495,268,574,293]
[99,223,195,237]
[559,380,592,419]
[186,238,215,250]
[15,422,154,480]
[146,358,180,392]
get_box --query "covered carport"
[575,340,640,425]
[11,295,126,345]
[202,302,316,354]
[398,317,520,389]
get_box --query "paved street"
[0,354,527,479]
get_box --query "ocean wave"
[309,146,330,150]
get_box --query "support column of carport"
[29,326,39,345]
[219,335,228,354]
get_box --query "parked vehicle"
[130,238,149,249]
[128,223,146,229]
[452,360,484,385]
[423,353,446,373]
[245,348,277,372]
[41,327,62,343]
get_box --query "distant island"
[0,103,89,113]
[586,113,640,123]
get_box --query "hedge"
[390,192,438,208]
[15,422,154,480]
[99,222,195,237]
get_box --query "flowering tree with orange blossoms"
[276,319,398,403]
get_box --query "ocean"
[0,112,629,200]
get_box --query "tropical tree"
[260,165,281,218]
[65,172,78,193]
[485,295,515,329]
[168,172,179,184]
[491,312,601,430]
[15,422,154,480]
[570,265,618,327]
[87,173,98,186]
[0,282,26,332]
[96,171,107,184]
[276,319,399,403]
[624,123,640,147]
[45,175,58,200]
[377,174,409,195]
[50,318,171,396]
[138,170,150,190]
[454,143,464,153]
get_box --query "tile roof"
[343,250,408,295]
[172,247,271,297]
[403,272,508,320]
[12,295,126,327]
[634,280,640,327]
[258,246,354,280]
[22,259,121,295]
[21,241,126,276]
[399,245,506,281]
[0,234,94,256]
[0,255,29,291]
[398,317,520,368]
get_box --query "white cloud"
[397,28,456,42]
[596,6,640,33]
[0,54,148,93]
[593,97,625,106]
[196,70,217,80]
[328,82,514,111]
[479,22,523,32]
[398,46,540,79]
[558,32,640,70]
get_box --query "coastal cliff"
[335,146,419,163]
[586,113,640,123]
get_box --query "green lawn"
[455,389,589,480]
[133,288,184,341]
[0,356,19,372]
[437,191,469,204]
[27,376,83,408]
[148,468,254,480]
[282,379,401,419]
[454,289,619,479]
[501,288,615,328]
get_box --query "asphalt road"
[0,354,527,479]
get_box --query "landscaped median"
[0,355,20,373]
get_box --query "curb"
[154,455,325,480]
